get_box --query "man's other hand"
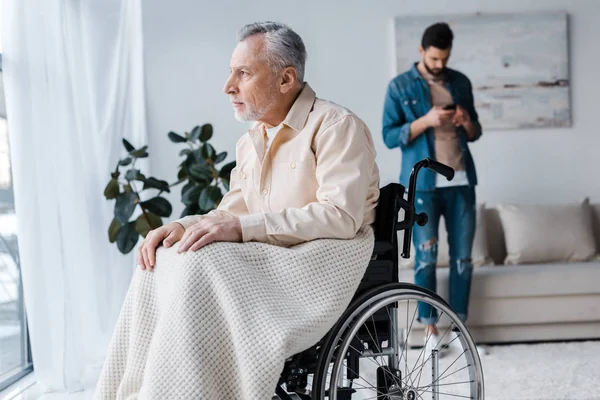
[425,106,455,128]
[178,214,242,253]
[138,222,185,271]
[452,104,471,127]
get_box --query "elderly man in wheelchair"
[94,21,483,400]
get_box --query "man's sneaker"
[424,332,445,358]
[447,331,463,351]
[447,331,489,357]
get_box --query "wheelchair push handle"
[424,158,455,181]
[397,159,455,259]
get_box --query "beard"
[424,61,445,76]
[232,84,279,122]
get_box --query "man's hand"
[452,105,471,127]
[177,214,242,253]
[425,106,455,128]
[138,222,185,271]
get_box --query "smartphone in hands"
[443,104,457,111]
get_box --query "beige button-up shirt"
[177,83,380,247]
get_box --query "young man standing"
[382,22,483,353]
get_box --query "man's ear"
[418,46,425,58]
[279,67,298,94]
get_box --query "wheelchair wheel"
[312,283,484,400]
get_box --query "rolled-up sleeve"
[463,77,483,142]
[382,80,412,150]
[239,115,377,246]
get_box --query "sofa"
[397,200,600,344]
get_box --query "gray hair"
[237,22,307,83]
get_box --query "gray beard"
[233,89,278,122]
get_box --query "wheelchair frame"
[275,159,483,400]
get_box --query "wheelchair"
[275,159,484,400]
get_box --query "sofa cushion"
[398,203,493,269]
[398,260,600,299]
[497,199,596,265]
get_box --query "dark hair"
[421,22,454,50]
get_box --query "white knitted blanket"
[94,227,374,399]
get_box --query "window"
[0,3,34,390]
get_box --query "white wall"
[142,0,600,218]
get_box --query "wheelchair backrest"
[373,183,405,245]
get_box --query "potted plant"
[103,124,235,254]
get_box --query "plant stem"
[169,179,186,187]
[131,180,158,231]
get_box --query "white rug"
[478,340,600,400]
[12,341,600,399]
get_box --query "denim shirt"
[382,63,482,191]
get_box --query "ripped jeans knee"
[414,236,438,276]
[454,257,474,277]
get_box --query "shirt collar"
[409,63,422,80]
[282,82,316,132]
[248,82,316,143]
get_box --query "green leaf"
[190,126,202,142]
[184,152,206,174]
[179,148,191,157]
[201,143,216,161]
[125,169,139,181]
[218,161,236,180]
[182,184,203,206]
[135,213,162,237]
[191,149,208,165]
[189,164,213,182]
[104,178,120,200]
[116,222,139,254]
[130,146,148,158]
[136,171,146,181]
[214,152,227,164]
[222,179,230,192]
[122,139,135,152]
[114,191,137,224]
[168,131,187,143]
[198,186,222,211]
[200,124,213,142]
[108,218,122,243]
[180,203,199,218]
[143,177,170,193]
[140,197,172,218]
[177,167,188,181]
[180,181,195,197]
[119,157,132,166]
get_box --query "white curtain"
[2,0,147,393]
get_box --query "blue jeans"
[412,186,476,324]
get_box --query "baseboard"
[406,321,600,346]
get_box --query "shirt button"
[291,162,297,169]
[262,188,269,195]
[241,172,247,179]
